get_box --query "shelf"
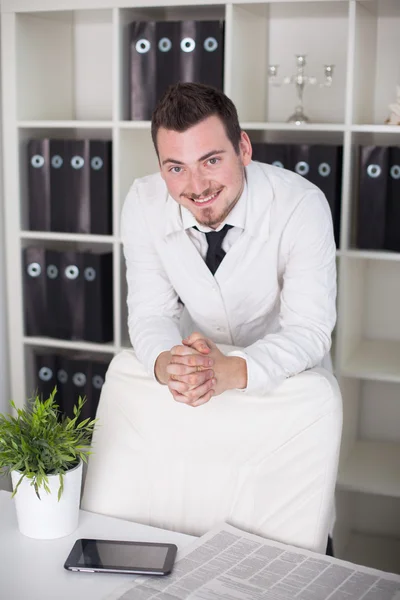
[241,122,346,132]
[338,440,400,498]
[23,337,117,354]
[341,339,400,383]
[351,125,400,134]
[344,250,400,262]
[341,531,400,575]
[20,231,116,244]
[18,121,114,129]
[119,121,151,129]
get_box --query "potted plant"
[0,387,96,539]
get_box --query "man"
[121,82,337,554]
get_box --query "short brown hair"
[151,82,242,155]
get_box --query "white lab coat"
[121,160,337,396]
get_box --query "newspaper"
[106,522,400,600]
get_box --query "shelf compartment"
[118,4,226,121]
[16,10,113,121]
[18,127,113,233]
[338,440,400,498]
[352,0,400,126]
[229,2,348,124]
[342,339,400,382]
[338,258,400,381]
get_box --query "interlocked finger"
[168,376,216,405]
[169,369,214,389]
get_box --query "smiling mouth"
[188,189,222,207]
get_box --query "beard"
[195,183,244,228]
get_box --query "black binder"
[65,140,90,234]
[251,143,290,170]
[129,20,225,120]
[60,251,85,340]
[34,352,58,402]
[89,358,110,420]
[23,247,47,337]
[45,249,65,339]
[178,20,224,90]
[384,146,400,252]
[49,139,68,233]
[357,146,389,250]
[57,355,91,421]
[311,145,342,247]
[89,141,113,235]
[291,144,343,247]
[83,252,113,343]
[130,21,157,120]
[155,21,181,104]
[28,139,51,231]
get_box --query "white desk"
[0,490,195,600]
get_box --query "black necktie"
[194,224,233,275]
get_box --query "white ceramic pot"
[11,461,83,539]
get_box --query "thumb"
[182,332,210,354]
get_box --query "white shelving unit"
[1,0,400,574]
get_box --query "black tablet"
[64,538,178,576]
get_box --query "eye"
[169,166,182,174]
[207,157,220,166]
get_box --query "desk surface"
[0,490,195,600]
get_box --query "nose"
[187,169,209,197]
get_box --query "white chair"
[81,348,342,554]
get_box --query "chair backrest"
[81,349,342,554]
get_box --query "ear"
[239,131,252,166]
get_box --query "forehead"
[157,115,230,159]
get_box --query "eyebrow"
[161,149,226,166]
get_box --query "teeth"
[194,191,219,204]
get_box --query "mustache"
[181,187,222,201]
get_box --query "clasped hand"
[156,332,247,407]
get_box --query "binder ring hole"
[71,156,84,169]
[92,375,104,389]
[73,372,86,387]
[91,157,103,170]
[158,37,172,52]
[272,161,284,169]
[204,37,218,52]
[367,164,381,178]
[181,38,195,52]
[65,265,79,280]
[31,155,45,168]
[295,161,310,176]
[47,264,58,279]
[57,369,68,384]
[27,262,41,278]
[390,165,400,180]
[39,367,53,382]
[84,267,96,282]
[318,162,331,177]
[51,155,63,169]
[136,39,150,53]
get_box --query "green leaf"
[0,387,98,500]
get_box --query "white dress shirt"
[121,161,337,396]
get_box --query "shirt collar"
[181,178,247,233]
